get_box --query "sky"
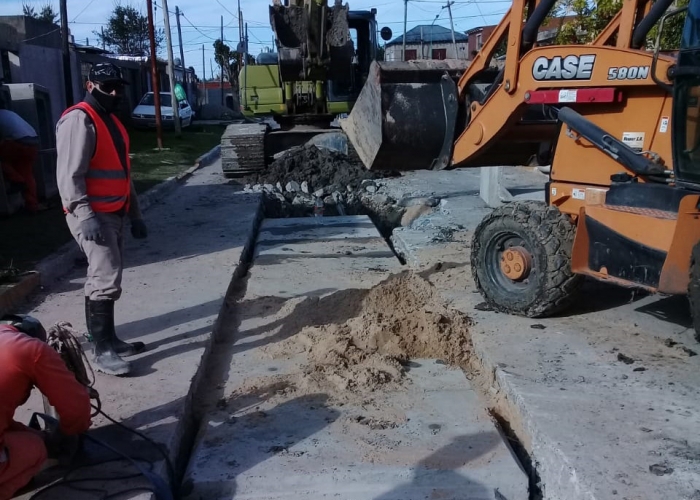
[0,0,511,79]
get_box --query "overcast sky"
[0,0,510,78]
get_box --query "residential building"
[537,15,578,45]
[0,15,84,127]
[466,16,578,61]
[384,25,468,61]
[466,24,497,60]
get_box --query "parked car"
[131,92,194,129]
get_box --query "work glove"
[131,218,148,239]
[80,217,103,242]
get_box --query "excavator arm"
[270,0,353,83]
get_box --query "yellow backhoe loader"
[341,0,700,340]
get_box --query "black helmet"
[0,314,47,342]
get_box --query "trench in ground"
[178,196,543,499]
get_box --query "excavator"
[340,0,700,340]
[221,0,392,176]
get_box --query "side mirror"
[652,6,688,93]
[380,27,392,42]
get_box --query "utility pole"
[243,23,248,110]
[402,0,408,61]
[220,15,224,106]
[238,0,243,43]
[202,45,206,104]
[101,26,105,50]
[162,0,181,134]
[446,1,457,58]
[175,6,186,68]
[429,13,439,58]
[146,0,163,149]
[59,0,73,107]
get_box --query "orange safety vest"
[61,102,131,214]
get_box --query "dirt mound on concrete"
[254,145,395,194]
[262,271,473,397]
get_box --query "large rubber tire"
[470,201,584,318]
[688,242,700,342]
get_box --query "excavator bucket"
[340,59,469,171]
[270,0,353,82]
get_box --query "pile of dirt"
[261,271,473,397]
[253,145,395,194]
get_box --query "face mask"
[90,86,123,113]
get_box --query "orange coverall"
[0,325,91,500]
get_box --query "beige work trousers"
[66,212,125,301]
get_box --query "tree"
[95,5,163,56]
[549,0,622,44]
[214,39,240,88]
[648,0,689,50]
[547,0,688,49]
[376,45,385,61]
[22,2,58,24]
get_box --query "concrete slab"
[250,216,398,299]
[13,160,263,499]
[384,170,700,500]
[186,360,526,500]
[182,215,528,500]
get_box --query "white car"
[131,92,194,129]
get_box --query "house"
[0,15,84,127]
[466,24,497,60]
[466,16,578,60]
[384,25,468,61]
[537,15,578,45]
[0,15,85,213]
[0,16,201,214]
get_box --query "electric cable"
[27,322,178,499]
[27,407,176,500]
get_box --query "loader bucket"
[340,59,468,172]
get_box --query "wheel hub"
[500,246,532,281]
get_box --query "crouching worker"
[0,315,92,500]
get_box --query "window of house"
[404,49,417,60]
[476,33,483,49]
[432,48,447,60]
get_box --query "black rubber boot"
[85,298,131,376]
[85,297,146,357]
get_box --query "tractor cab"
[672,0,700,186]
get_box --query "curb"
[0,272,41,318]
[26,144,221,300]
[156,192,264,497]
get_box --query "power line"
[215,0,238,21]
[71,0,96,22]
[181,12,220,41]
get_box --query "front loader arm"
[450,0,677,168]
[451,45,675,167]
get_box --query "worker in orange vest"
[56,63,148,377]
[0,315,92,500]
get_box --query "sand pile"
[262,271,473,397]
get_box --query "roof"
[386,24,468,47]
[464,15,576,37]
[539,15,577,32]
[466,24,497,35]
